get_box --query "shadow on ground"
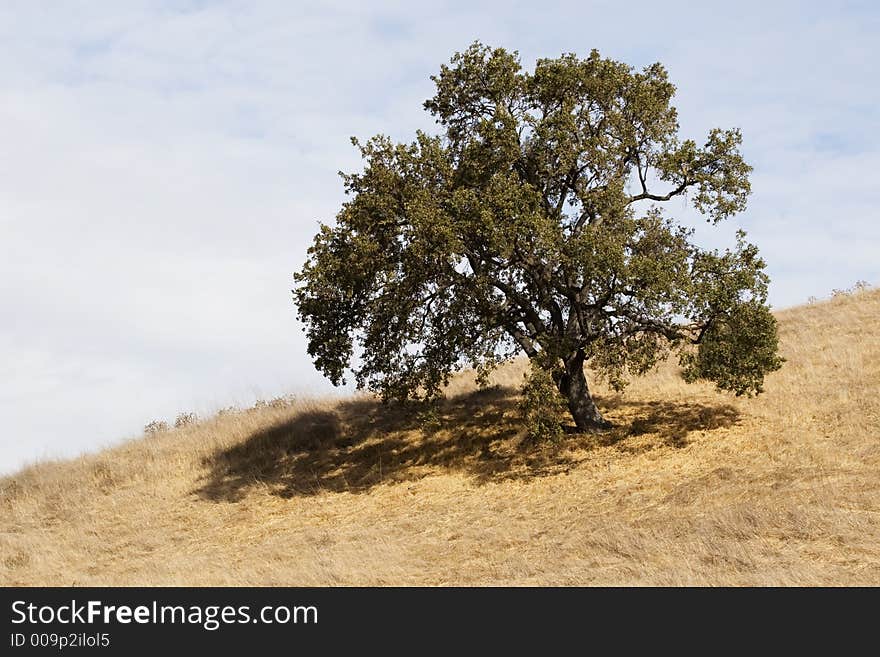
[196,387,740,502]
[601,397,742,450]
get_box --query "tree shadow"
[597,397,742,451]
[195,387,741,502]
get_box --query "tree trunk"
[556,349,612,432]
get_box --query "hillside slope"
[2,289,879,586]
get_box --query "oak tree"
[294,43,783,433]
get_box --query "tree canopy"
[294,43,783,432]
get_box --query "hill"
[2,288,879,585]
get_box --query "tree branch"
[627,180,688,204]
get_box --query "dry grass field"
[2,288,878,586]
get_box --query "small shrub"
[832,280,872,298]
[174,412,198,428]
[144,420,169,435]
[217,406,238,418]
[519,360,567,442]
[252,396,296,410]
[417,403,443,435]
[269,395,296,409]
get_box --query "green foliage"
[680,301,784,396]
[293,42,782,425]
[519,360,567,442]
[416,402,443,435]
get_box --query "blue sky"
[1,1,878,473]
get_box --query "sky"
[1,1,878,473]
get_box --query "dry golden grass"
[2,289,879,586]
